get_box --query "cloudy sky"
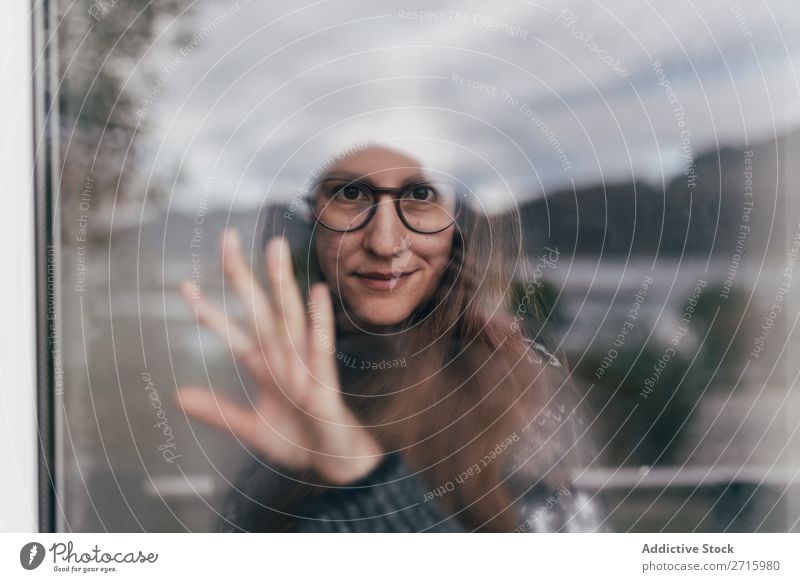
[132,0,800,213]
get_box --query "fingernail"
[280,237,290,260]
[270,236,288,262]
[179,281,198,304]
[225,228,241,250]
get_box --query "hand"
[175,229,383,484]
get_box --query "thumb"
[175,385,259,444]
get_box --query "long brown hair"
[335,199,570,531]
[220,180,573,532]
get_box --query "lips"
[353,269,418,291]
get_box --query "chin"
[357,313,407,328]
[352,305,413,329]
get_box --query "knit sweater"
[218,341,609,533]
[291,450,607,532]
[294,451,464,532]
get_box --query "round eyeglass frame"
[308,177,463,235]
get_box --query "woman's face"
[313,146,455,329]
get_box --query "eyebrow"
[318,174,429,188]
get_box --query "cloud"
[137,0,800,213]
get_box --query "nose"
[361,195,408,258]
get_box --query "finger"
[307,283,339,390]
[175,385,259,444]
[180,280,271,385]
[180,279,253,355]
[266,237,307,351]
[174,385,307,469]
[220,228,276,346]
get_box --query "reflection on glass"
[52,0,800,532]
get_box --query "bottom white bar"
[1,533,797,581]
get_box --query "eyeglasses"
[309,177,461,234]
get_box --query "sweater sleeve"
[293,452,465,532]
[293,339,607,533]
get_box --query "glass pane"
[51,0,800,532]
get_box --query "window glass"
[52,0,800,531]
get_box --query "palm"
[175,230,382,484]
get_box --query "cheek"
[315,232,358,280]
[415,234,454,283]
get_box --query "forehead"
[324,146,424,184]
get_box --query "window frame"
[32,0,58,533]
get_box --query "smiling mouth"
[353,269,418,291]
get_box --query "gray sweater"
[292,451,608,532]
[218,341,609,533]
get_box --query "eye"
[408,185,435,201]
[341,185,361,200]
[332,183,368,202]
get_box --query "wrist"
[308,404,384,484]
[320,426,384,484]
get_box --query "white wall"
[0,1,38,532]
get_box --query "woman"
[175,144,606,532]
